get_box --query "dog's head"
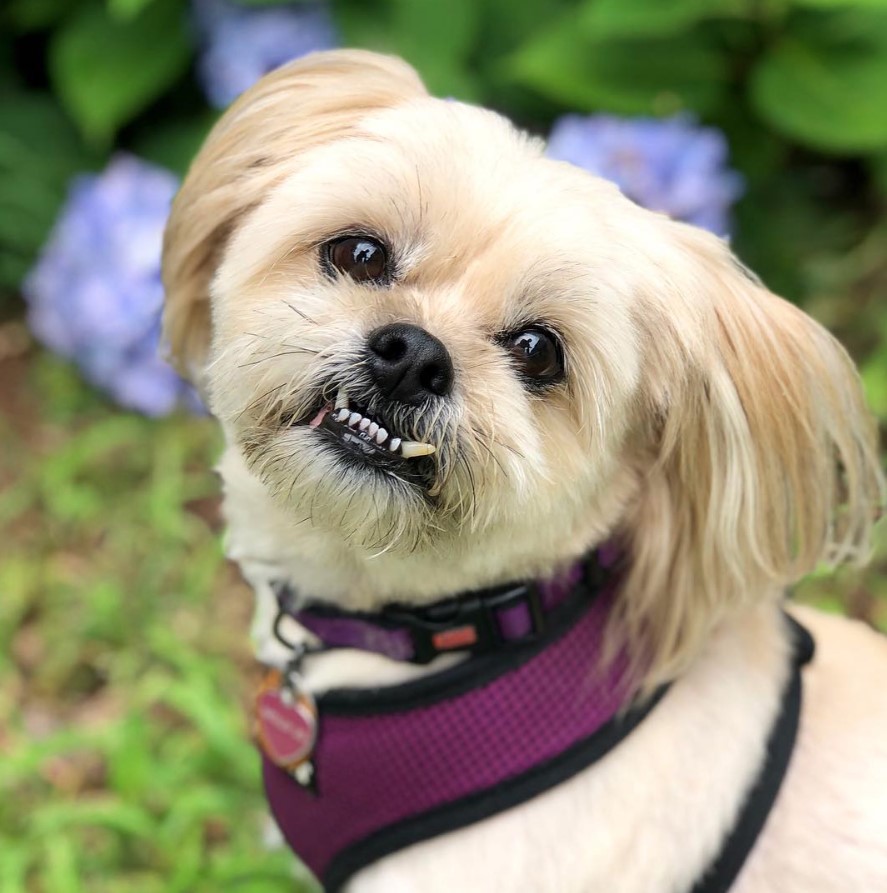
[163,50,883,684]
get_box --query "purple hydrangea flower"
[193,0,337,108]
[23,154,197,417]
[546,114,743,236]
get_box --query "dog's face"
[163,51,881,682]
[206,99,649,572]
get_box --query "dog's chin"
[243,403,440,554]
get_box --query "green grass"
[0,352,318,893]
[1,348,883,893]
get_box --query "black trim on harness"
[688,615,814,893]
[322,682,670,893]
[320,614,814,893]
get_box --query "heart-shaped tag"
[255,671,317,770]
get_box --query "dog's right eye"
[324,236,389,284]
[500,326,564,388]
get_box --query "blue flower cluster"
[23,155,195,417]
[23,3,745,419]
[194,0,337,108]
[546,114,743,236]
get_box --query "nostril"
[420,363,449,396]
[366,323,454,403]
[373,334,408,364]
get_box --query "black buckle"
[382,582,546,664]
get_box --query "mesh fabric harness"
[263,552,669,890]
[261,554,813,893]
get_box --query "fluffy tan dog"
[162,50,886,893]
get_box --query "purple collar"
[272,541,623,665]
[258,545,669,892]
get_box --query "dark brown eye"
[503,327,564,386]
[325,236,389,284]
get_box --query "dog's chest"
[348,619,791,893]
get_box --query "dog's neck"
[274,549,618,665]
[217,444,636,608]
[217,444,639,691]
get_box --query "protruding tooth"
[359,418,371,431]
[375,428,388,445]
[335,408,350,422]
[348,412,362,428]
[335,388,348,410]
[368,422,379,437]
[389,437,401,452]
[400,441,436,458]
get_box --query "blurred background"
[1,0,885,890]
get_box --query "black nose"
[366,323,454,404]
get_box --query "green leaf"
[131,111,219,176]
[49,0,191,144]
[30,797,157,838]
[0,91,97,289]
[793,0,887,8]
[861,344,887,421]
[334,0,481,99]
[106,716,154,799]
[107,0,158,20]
[0,847,30,893]
[870,151,887,195]
[3,0,72,32]
[506,17,727,115]
[476,0,573,57]
[750,10,887,152]
[41,837,82,893]
[579,0,746,40]
[389,0,478,61]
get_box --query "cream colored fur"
[162,50,887,892]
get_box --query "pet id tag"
[255,667,318,775]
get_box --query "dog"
[161,50,886,893]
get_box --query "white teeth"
[400,441,436,458]
[328,405,434,459]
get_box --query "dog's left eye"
[502,327,564,386]
[324,236,389,284]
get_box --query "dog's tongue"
[308,403,332,428]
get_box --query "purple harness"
[259,549,668,891]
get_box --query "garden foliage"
[2,0,887,416]
[0,1,885,890]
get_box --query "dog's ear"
[621,222,884,687]
[161,50,426,385]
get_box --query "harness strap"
[320,685,668,891]
[264,594,814,893]
[689,615,814,893]
[273,545,620,665]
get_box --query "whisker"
[286,302,319,325]
[491,437,525,460]
[235,382,285,422]
[472,431,509,479]
[238,347,319,368]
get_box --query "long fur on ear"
[161,50,426,383]
[620,222,884,689]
